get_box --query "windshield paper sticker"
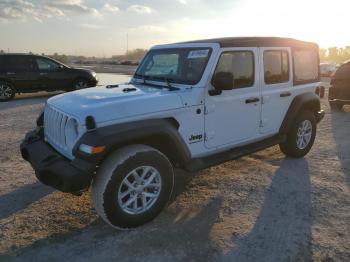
[188,49,209,59]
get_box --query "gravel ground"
[0,89,349,262]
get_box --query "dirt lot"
[0,90,349,262]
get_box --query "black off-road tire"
[329,101,343,111]
[92,145,174,229]
[279,110,317,158]
[0,81,15,102]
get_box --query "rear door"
[259,48,293,134]
[204,48,261,148]
[2,55,39,91]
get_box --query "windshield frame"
[134,47,213,86]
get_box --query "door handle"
[40,72,48,76]
[6,72,16,75]
[245,97,260,104]
[280,92,291,97]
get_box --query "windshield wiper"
[134,73,179,91]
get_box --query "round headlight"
[65,118,79,147]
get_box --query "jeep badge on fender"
[21,37,324,229]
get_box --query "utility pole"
[126,33,129,55]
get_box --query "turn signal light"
[79,144,106,155]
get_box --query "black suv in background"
[329,61,350,110]
[0,54,98,101]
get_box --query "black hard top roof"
[179,37,318,49]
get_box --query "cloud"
[134,25,166,33]
[177,0,187,4]
[0,0,99,22]
[44,0,99,15]
[127,5,154,14]
[102,3,119,13]
[80,23,105,29]
[0,0,38,21]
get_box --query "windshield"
[134,48,212,85]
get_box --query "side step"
[185,134,286,172]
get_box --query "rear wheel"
[92,145,174,229]
[0,82,15,102]
[280,111,316,158]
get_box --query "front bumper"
[88,78,98,87]
[20,129,96,193]
[316,110,325,123]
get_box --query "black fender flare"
[73,118,191,167]
[279,92,321,134]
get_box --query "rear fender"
[280,92,321,134]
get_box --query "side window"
[36,58,59,71]
[264,50,289,84]
[3,56,35,71]
[214,51,254,89]
[293,50,319,84]
[0,57,4,71]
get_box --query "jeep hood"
[47,84,184,124]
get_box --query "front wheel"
[92,145,174,229]
[279,111,316,158]
[73,79,89,90]
[0,82,15,102]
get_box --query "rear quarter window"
[0,56,4,71]
[293,50,319,85]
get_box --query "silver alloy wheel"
[0,84,13,100]
[296,120,313,150]
[118,166,162,215]
[75,81,88,89]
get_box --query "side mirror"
[211,72,234,92]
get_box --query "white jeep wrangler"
[21,37,324,229]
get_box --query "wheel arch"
[280,92,321,134]
[73,118,191,168]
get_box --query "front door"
[259,48,293,134]
[35,57,69,90]
[204,48,261,149]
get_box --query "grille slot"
[44,105,70,154]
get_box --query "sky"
[0,0,349,57]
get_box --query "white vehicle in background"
[320,63,337,77]
[21,37,324,229]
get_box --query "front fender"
[73,118,191,166]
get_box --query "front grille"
[44,105,71,158]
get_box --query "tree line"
[2,47,350,64]
[0,49,148,64]
[320,47,350,63]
